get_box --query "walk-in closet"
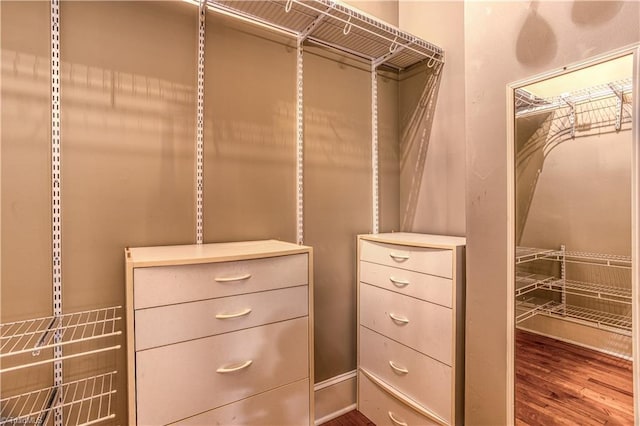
[2,1,640,425]
[511,53,635,424]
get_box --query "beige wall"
[344,0,399,26]
[520,126,632,254]
[0,0,400,421]
[464,1,640,424]
[398,1,466,236]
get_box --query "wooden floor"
[326,332,632,426]
[323,410,374,426]
[516,330,633,425]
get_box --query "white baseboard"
[314,370,357,425]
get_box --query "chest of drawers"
[357,233,465,426]
[125,240,314,425]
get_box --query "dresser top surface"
[126,239,310,267]
[359,232,466,248]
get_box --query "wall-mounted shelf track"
[0,371,117,426]
[515,245,631,337]
[203,0,444,70]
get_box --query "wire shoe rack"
[515,245,632,337]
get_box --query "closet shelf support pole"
[371,63,379,234]
[608,83,624,131]
[296,37,304,245]
[50,0,63,424]
[562,96,576,139]
[195,0,206,244]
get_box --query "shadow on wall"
[399,63,443,230]
[515,1,557,67]
[572,1,623,26]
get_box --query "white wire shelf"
[515,272,557,297]
[516,246,631,269]
[516,299,557,324]
[564,251,632,269]
[515,78,632,116]
[1,306,122,360]
[0,371,116,426]
[517,273,632,304]
[544,279,631,305]
[517,300,631,336]
[515,246,560,264]
[203,0,444,70]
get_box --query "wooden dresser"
[357,233,465,426]
[125,240,313,425]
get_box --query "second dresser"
[125,240,313,425]
[357,233,465,426]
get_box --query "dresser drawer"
[172,378,310,425]
[359,326,452,423]
[134,253,308,309]
[360,283,452,365]
[135,317,309,425]
[360,261,452,308]
[135,286,308,350]
[360,240,452,278]
[358,371,440,426]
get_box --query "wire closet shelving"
[204,0,444,70]
[192,0,445,240]
[0,372,117,426]
[515,245,632,336]
[0,1,122,425]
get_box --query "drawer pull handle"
[389,277,410,287]
[389,361,409,375]
[215,308,252,320]
[389,253,410,261]
[388,411,408,426]
[389,313,409,324]
[215,273,252,283]
[216,360,253,373]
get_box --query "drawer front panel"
[358,372,439,426]
[359,326,452,423]
[360,283,452,365]
[136,317,309,426]
[360,240,452,278]
[360,261,452,308]
[134,253,308,309]
[172,378,310,426]
[135,286,308,350]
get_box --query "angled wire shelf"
[515,272,557,297]
[203,0,444,70]
[1,306,122,368]
[516,299,557,324]
[515,246,560,264]
[0,371,117,426]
